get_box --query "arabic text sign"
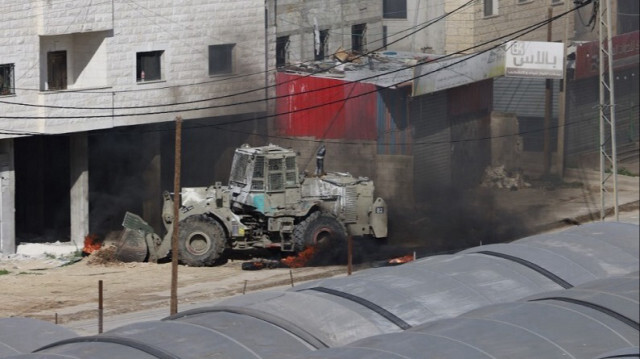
[505,41,564,79]
[412,49,505,96]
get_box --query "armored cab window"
[285,156,297,187]
[230,153,250,185]
[267,158,284,192]
[252,156,265,190]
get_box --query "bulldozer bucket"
[115,212,154,262]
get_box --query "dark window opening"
[209,44,234,75]
[484,0,495,16]
[352,24,366,54]
[276,36,290,67]
[383,0,407,19]
[315,30,329,61]
[0,63,15,95]
[137,50,163,82]
[47,51,67,90]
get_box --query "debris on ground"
[481,165,531,190]
[242,247,318,270]
[85,245,122,266]
[241,259,283,271]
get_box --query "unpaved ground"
[0,252,347,325]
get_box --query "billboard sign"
[505,40,564,79]
[574,30,639,80]
[412,48,505,96]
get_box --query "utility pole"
[556,0,570,179]
[543,7,553,176]
[170,116,182,316]
[598,0,619,220]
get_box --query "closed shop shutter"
[411,91,450,199]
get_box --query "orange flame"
[388,254,414,265]
[281,247,316,268]
[83,234,102,255]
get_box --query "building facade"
[0,0,272,253]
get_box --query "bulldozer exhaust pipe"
[315,145,326,176]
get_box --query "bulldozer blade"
[115,212,153,262]
[116,228,148,262]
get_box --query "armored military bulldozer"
[117,144,387,266]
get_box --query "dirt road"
[0,254,347,326]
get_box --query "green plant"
[18,271,43,275]
[0,269,10,276]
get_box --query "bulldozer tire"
[293,211,347,251]
[178,215,226,267]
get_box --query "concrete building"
[274,0,383,66]
[0,1,273,253]
[382,0,578,54]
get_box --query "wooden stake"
[347,235,353,275]
[289,269,294,287]
[98,280,103,334]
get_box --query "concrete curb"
[565,168,639,192]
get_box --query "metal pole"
[98,280,103,334]
[605,0,619,221]
[598,0,619,220]
[170,117,182,316]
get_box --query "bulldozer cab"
[228,144,301,214]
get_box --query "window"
[0,64,15,96]
[352,24,366,54]
[209,44,234,75]
[315,30,329,61]
[383,0,407,19]
[136,50,163,82]
[484,0,498,16]
[276,36,290,67]
[47,51,67,90]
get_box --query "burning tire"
[178,215,226,267]
[293,211,347,251]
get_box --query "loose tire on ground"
[178,215,226,266]
[293,211,347,251]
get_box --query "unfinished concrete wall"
[275,0,383,63]
[490,111,522,170]
[0,140,15,254]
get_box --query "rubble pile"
[85,245,122,266]
[481,165,531,190]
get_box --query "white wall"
[0,0,270,137]
[383,0,446,54]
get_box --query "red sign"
[574,30,639,79]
